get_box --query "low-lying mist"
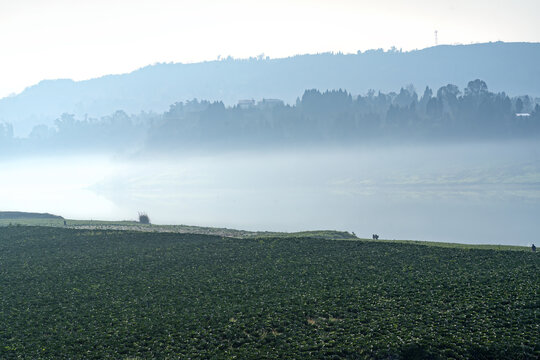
[2,140,539,246]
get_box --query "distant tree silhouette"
[6,79,540,156]
[464,79,488,97]
[515,98,523,113]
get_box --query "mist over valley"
[2,139,538,246]
[1,45,540,246]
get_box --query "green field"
[0,227,538,359]
[0,212,65,228]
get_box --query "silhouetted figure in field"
[63,220,66,226]
[532,244,536,252]
[372,234,379,240]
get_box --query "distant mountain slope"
[1,42,539,136]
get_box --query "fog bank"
[1,140,539,245]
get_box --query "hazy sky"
[0,0,539,98]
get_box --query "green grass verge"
[0,216,530,248]
[0,217,357,240]
[0,218,66,227]
[374,239,529,251]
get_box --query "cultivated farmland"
[0,227,538,359]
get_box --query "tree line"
[1,79,539,155]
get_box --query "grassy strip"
[0,217,531,248]
[0,217,357,240]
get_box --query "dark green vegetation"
[1,227,538,359]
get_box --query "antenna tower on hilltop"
[434,30,438,46]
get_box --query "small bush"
[138,212,150,224]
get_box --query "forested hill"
[1,79,539,157]
[1,42,539,136]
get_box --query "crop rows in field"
[0,227,538,359]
